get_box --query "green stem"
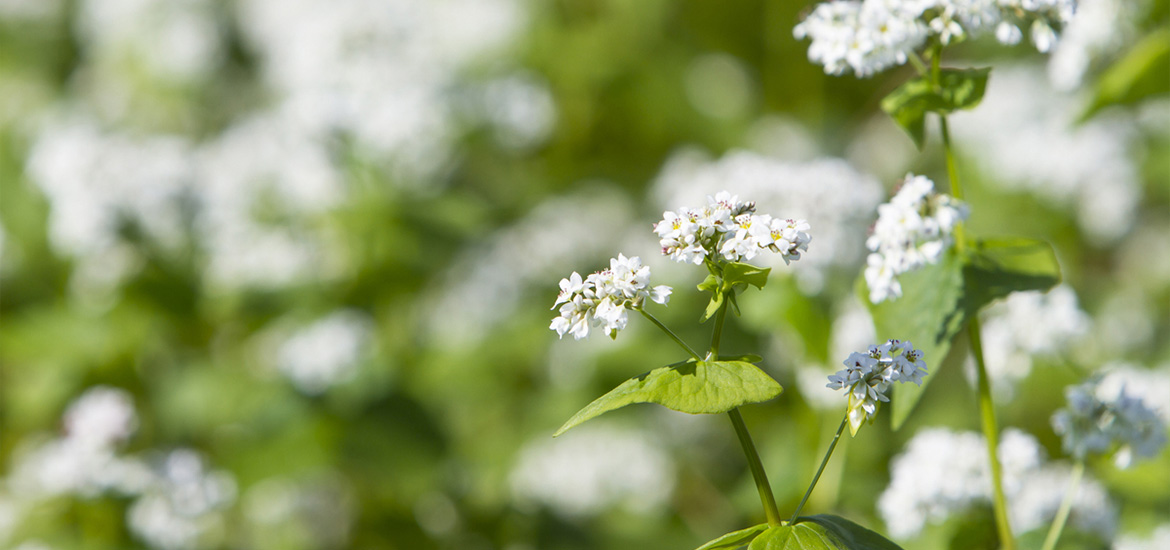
[640,309,702,361]
[1041,461,1084,550]
[908,51,929,76]
[939,115,966,252]
[709,291,731,358]
[728,408,782,526]
[789,415,848,523]
[970,316,1016,550]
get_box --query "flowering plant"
[549,194,922,549]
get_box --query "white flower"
[275,310,373,395]
[1051,377,1168,468]
[510,423,675,517]
[864,174,968,303]
[794,0,1074,76]
[655,192,810,266]
[827,340,928,433]
[550,254,671,340]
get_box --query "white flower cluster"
[979,285,1090,396]
[1052,377,1168,468]
[276,309,373,395]
[127,450,237,550]
[509,423,675,517]
[794,0,1075,76]
[654,191,810,266]
[3,387,238,550]
[826,340,928,432]
[879,428,1117,540]
[550,254,672,340]
[864,174,968,304]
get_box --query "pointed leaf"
[1082,28,1170,120]
[724,262,772,290]
[881,68,990,149]
[963,237,1061,308]
[699,274,724,322]
[695,523,770,550]
[861,250,966,429]
[555,359,782,436]
[863,237,1061,428]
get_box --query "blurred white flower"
[237,0,524,181]
[128,449,237,550]
[63,386,138,450]
[476,73,557,151]
[951,65,1141,243]
[76,0,223,82]
[864,174,968,303]
[425,187,639,346]
[9,387,152,499]
[1052,376,1168,468]
[978,284,1090,394]
[276,310,373,394]
[1047,0,1138,90]
[880,427,1116,540]
[510,424,675,517]
[1116,524,1170,550]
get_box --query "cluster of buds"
[654,191,811,266]
[550,254,672,340]
[864,174,969,303]
[1051,378,1167,468]
[827,340,929,433]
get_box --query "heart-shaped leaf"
[555,359,782,436]
[747,516,905,550]
[863,237,1061,428]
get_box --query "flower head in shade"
[550,254,672,340]
[1052,377,1168,468]
[864,174,968,303]
[654,192,810,266]
[827,340,928,434]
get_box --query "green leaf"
[555,359,782,436]
[861,250,967,429]
[746,516,905,550]
[1082,28,1170,120]
[699,274,724,322]
[724,262,771,290]
[963,237,1061,309]
[881,68,990,149]
[695,523,770,550]
[863,238,1061,428]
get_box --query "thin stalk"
[970,316,1016,550]
[939,116,966,252]
[789,416,848,523]
[908,51,929,76]
[1041,461,1085,550]
[729,408,782,526]
[640,309,702,361]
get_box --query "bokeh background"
[0,0,1167,549]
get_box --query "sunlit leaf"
[555,359,782,436]
[695,523,769,550]
[746,516,904,550]
[881,68,991,149]
[1082,28,1170,120]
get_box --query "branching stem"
[789,415,848,523]
[1041,460,1084,550]
[640,308,702,361]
